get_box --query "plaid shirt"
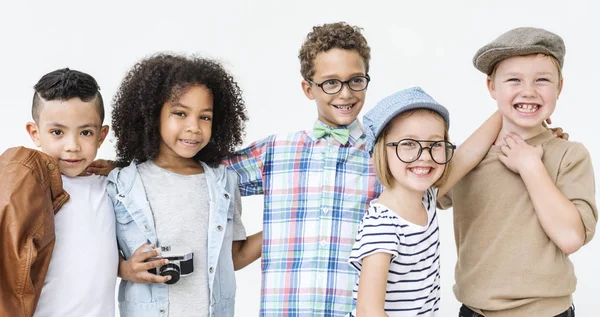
[224,120,382,317]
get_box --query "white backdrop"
[1,0,598,316]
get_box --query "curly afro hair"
[111,53,247,167]
[298,22,371,80]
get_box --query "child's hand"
[543,117,569,140]
[119,244,171,284]
[498,133,543,174]
[86,159,116,176]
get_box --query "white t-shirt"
[34,174,118,317]
[349,188,440,317]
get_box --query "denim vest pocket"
[114,203,149,257]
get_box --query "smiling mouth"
[514,103,540,113]
[333,103,355,111]
[179,139,200,146]
[409,167,433,176]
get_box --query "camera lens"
[160,263,181,284]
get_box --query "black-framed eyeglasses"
[386,139,456,164]
[306,75,370,95]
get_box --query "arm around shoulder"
[438,111,502,198]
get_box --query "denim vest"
[106,161,238,317]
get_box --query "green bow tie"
[313,123,350,144]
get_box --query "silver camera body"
[148,245,194,284]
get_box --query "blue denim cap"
[363,87,450,155]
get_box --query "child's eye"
[323,79,340,87]
[399,140,417,147]
[200,116,212,121]
[507,78,520,82]
[537,78,550,82]
[81,130,94,136]
[431,142,444,148]
[172,111,186,117]
[50,130,63,136]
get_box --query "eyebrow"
[171,102,213,112]
[502,71,555,77]
[46,122,99,129]
[402,135,445,140]
[315,72,366,80]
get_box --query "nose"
[521,81,537,98]
[185,118,201,134]
[338,82,353,99]
[64,135,81,152]
[418,146,433,161]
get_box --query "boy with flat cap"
[438,27,597,317]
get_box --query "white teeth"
[409,167,431,175]
[335,105,352,110]
[515,104,539,113]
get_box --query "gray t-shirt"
[139,160,224,317]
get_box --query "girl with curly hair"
[105,53,260,317]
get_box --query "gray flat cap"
[363,87,450,155]
[473,27,565,74]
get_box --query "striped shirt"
[224,120,382,317]
[349,188,440,317]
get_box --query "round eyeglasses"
[386,139,456,164]
[306,75,370,95]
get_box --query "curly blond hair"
[298,22,371,80]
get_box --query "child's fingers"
[504,135,518,148]
[88,159,109,168]
[500,144,510,155]
[508,133,524,143]
[132,243,156,257]
[137,247,161,262]
[498,154,508,166]
[138,271,171,284]
[85,167,101,175]
[142,258,169,272]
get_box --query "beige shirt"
[439,130,597,317]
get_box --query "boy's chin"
[59,167,89,177]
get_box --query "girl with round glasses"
[348,87,502,317]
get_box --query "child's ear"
[98,125,109,148]
[25,122,42,147]
[557,78,564,99]
[301,80,316,100]
[486,76,497,100]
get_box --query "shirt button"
[47,163,56,171]
[159,308,165,313]
[217,225,223,231]
[320,240,327,247]
[322,207,329,214]
[224,193,230,199]
[119,194,125,198]
[144,224,149,230]
[209,267,214,273]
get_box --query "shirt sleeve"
[231,172,247,241]
[557,142,598,244]
[222,135,274,197]
[348,204,402,272]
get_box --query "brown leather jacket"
[0,147,69,317]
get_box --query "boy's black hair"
[111,53,247,167]
[32,68,104,122]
